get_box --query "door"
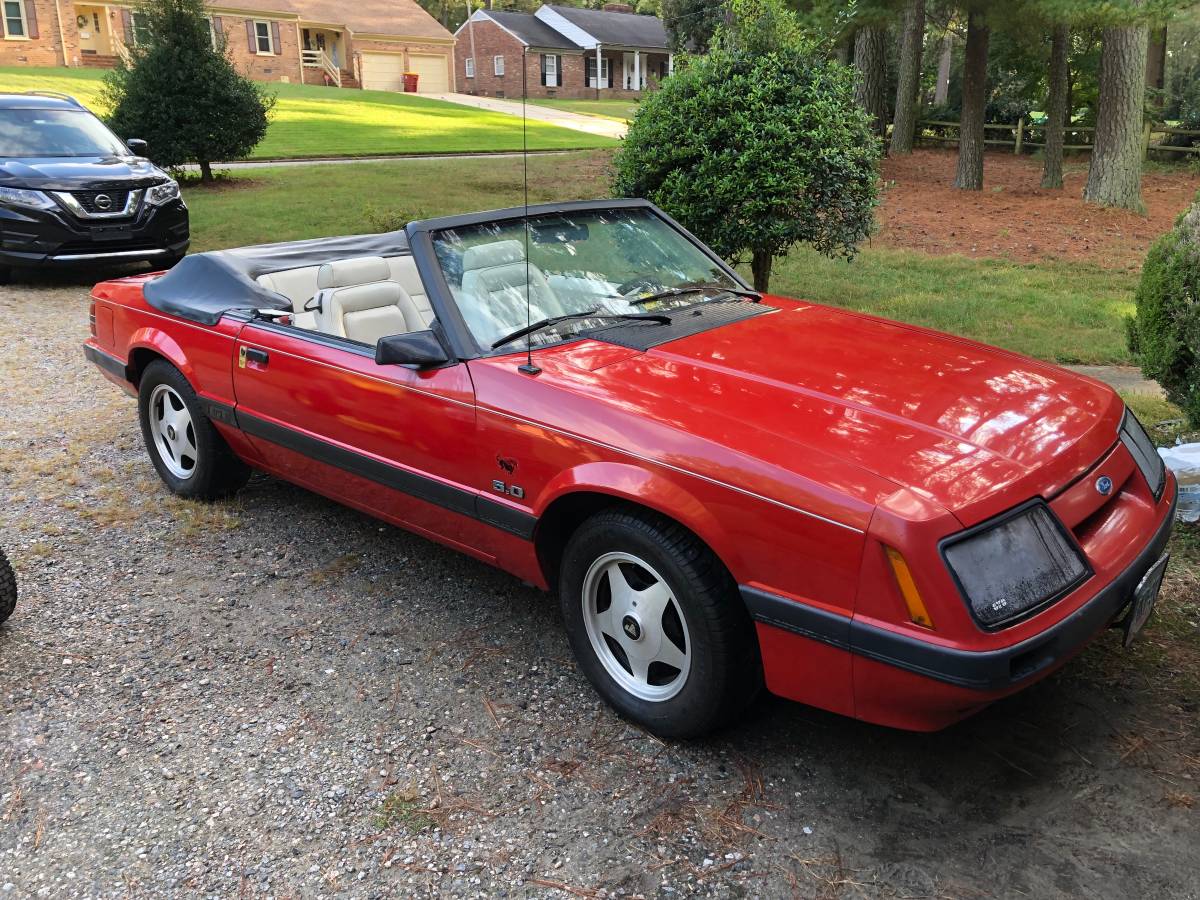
[360,52,406,91]
[407,53,449,93]
[75,5,111,55]
[230,323,493,555]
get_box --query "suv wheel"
[138,360,250,500]
[0,549,16,625]
[558,508,762,739]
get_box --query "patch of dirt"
[878,149,1200,269]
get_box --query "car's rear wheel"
[558,507,762,738]
[0,266,11,286]
[0,549,16,625]
[138,360,250,500]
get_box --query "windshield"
[0,108,130,158]
[431,207,742,351]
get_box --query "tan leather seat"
[312,256,425,345]
[459,240,564,346]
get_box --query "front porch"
[300,26,357,88]
[585,47,670,95]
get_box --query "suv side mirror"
[375,330,450,369]
[126,138,148,156]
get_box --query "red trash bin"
[403,73,419,93]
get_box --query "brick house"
[454,2,670,101]
[0,0,457,93]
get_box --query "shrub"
[611,0,879,292]
[1129,197,1200,426]
[102,0,274,182]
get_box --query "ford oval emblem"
[1095,475,1114,496]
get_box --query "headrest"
[328,281,402,314]
[462,240,525,272]
[317,255,391,289]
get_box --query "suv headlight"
[1120,409,1166,500]
[942,500,1091,629]
[0,185,57,211]
[146,180,181,206]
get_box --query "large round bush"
[611,42,879,292]
[1129,199,1200,426]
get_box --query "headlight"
[1120,409,1166,500]
[942,501,1091,629]
[0,185,57,211]
[146,180,181,206]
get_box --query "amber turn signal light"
[885,547,935,629]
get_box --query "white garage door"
[406,53,449,93]
[360,53,406,92]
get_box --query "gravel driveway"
[1,277,1197,899]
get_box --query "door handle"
[239,347,269,368]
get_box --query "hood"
[0,156,167,190]
[533,298,1123,527]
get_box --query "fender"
[126,326,198,387]
[534,460,745,577]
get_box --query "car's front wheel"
[138,360,250,500]
[558,508,762,738]
[0,549,16,625]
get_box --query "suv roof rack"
[21,91,83,107]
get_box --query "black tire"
[558,507,762,739]
[138,359,250,500]
[158,252,186,271]
[0,266,11,286]
[0,549,15,625]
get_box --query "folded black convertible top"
[143,230,411,325]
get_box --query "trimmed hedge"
[1129,197,1200,426]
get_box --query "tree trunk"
[751,250,772,293]
[954,11,990,190]
[934,33,951,105]
[1146,24,1166,107]
[1084,13,1149,213]
[889,0,925,155]
[854,25,887,138]
[199,159,213,183]
[1041,25,1069,189]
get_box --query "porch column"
[633,49,640,91]
[667,53,674,77]
[596,43,603,90]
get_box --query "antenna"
[518,45,540,376]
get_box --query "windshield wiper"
[629,284,761,306]
[490,309,671,350]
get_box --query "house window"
[541,53,558,88]
[2,0,27,38]
[585,56,609,88]
[254,20,273,54]
[130,11,151,45]
[493,55,504,76]
[464,57,474,78]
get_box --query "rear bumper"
[745,480,1178,729]
[0,200,189,269]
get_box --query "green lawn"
[180,151,1136,365]
[529,98,639,123]
[0,67,615,157]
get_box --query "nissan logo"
[1095,475,1114,496]
[94,194,113,211]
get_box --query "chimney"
[602,3,635,12]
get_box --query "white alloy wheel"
[581,551,691,702]
[148,383,198,480]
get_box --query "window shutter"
[540,54,546,87]
[556,55,561,87]
[25,0,39,38]
[270,21,280,53]
[120,8,133,43]
[212,15,222,33]
[246,19,256,52]
[585,56,593,86]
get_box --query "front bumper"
[0,198,189,269]
[744,480,1178,729]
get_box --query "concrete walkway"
[184,150,576,172]
[1065,365,1163,397]
[424,92,628,140]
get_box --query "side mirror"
[375,330,450,369]
[126,138,148,156]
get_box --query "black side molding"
[742,484,1177,692]
[236,411,536,541]
[83,344,129,382]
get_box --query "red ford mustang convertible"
[84,200,1176,737]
